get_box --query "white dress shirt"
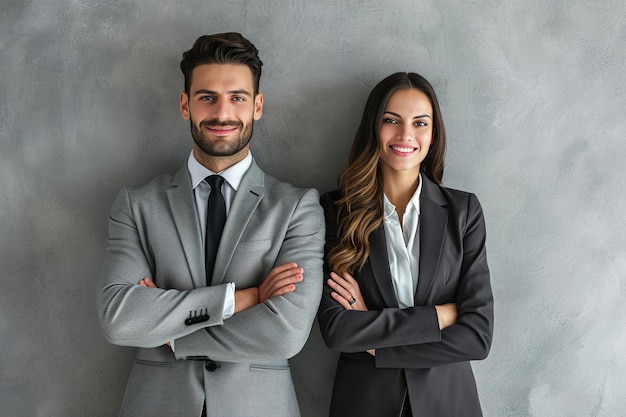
[187,151,253,320]
[382,174,423,309]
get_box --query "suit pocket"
[234,239,272,252]
[133,359,171,368]
[250,364,290,371]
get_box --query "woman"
[318,72,494,417]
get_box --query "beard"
[190,117,254,157]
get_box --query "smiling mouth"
[390,145,417,153]
[201,123,240,136]
[207,126,237,132]
[200,119,242,133]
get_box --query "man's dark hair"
[180,32,263,95]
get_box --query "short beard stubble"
[190,117,254,158]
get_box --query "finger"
[271,272,303,290]
[328,273,354,295]
[260,267,302,301]
[265,274,304,293]
[265,267,303,289]
[331,291,352,310]
[341,272,359,286]
[329,272,354,294]
[142,277,157,288]
[268,283,297,298]
[327,278,353,302]
[263,268,300,290]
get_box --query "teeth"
[391,146,415,153]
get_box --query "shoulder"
[249,167,322,221]
[427,181,486,230]
[113,167,185,209]
[260,170,320,202]
[130,172,177,192]
[439,186,477,206]
[422,175,481,211]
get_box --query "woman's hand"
[328,272,374,356]
[435,303,458,330]
[328,271,368,311]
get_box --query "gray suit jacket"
[97,159,325,417]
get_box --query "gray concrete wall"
[2,1,625,416]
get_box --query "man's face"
[180,63,263,169]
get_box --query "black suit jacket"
[318,175,494,417]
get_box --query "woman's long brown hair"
[327,72,447,275]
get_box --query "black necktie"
[205,175,226,284]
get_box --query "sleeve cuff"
[222,282,235,319]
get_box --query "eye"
[414,120,428,127]
[232,96,245,102]
[383,117,398,125]
[199,96,215,102]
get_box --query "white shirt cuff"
[223,282,235,319]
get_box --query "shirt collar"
[383,173,423,218]
[187,151,253,191]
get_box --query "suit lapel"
[415,176,448,306]
[211,160,264,286]
[368,226,400,308]
[167,166,205,289]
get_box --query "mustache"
[200,119,243,129]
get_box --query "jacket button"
[205,361,218,372]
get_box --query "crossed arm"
[169,189,325,362]
[326,271,458,356]
[138,262,304,314]
[138,262,303,348]
[98,186,325,359]
[318,192,493,368]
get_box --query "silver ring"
[349,297,356,305]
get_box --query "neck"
[382,167,420,213]
[193,146,248,173]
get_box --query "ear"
[253,92,264,121]
[180,91,190,120]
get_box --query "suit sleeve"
[375,193,494,369]
[172,188,325,362]
[317,192,442,353]
[97,188,230,348]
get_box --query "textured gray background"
[2,1,625,416]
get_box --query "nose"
[213,98,231,120]
[398,123,414,141]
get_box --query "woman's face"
[378,88,433,177]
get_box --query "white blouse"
[382,175,423,309]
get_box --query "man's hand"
[258,262,303,303]
[234,263,303,313]
[435,303,458,330]
[139,277,157,288]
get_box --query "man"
[97,33,324,417]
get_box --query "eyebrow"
[193,89,252,97]
[384,111,432,119]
